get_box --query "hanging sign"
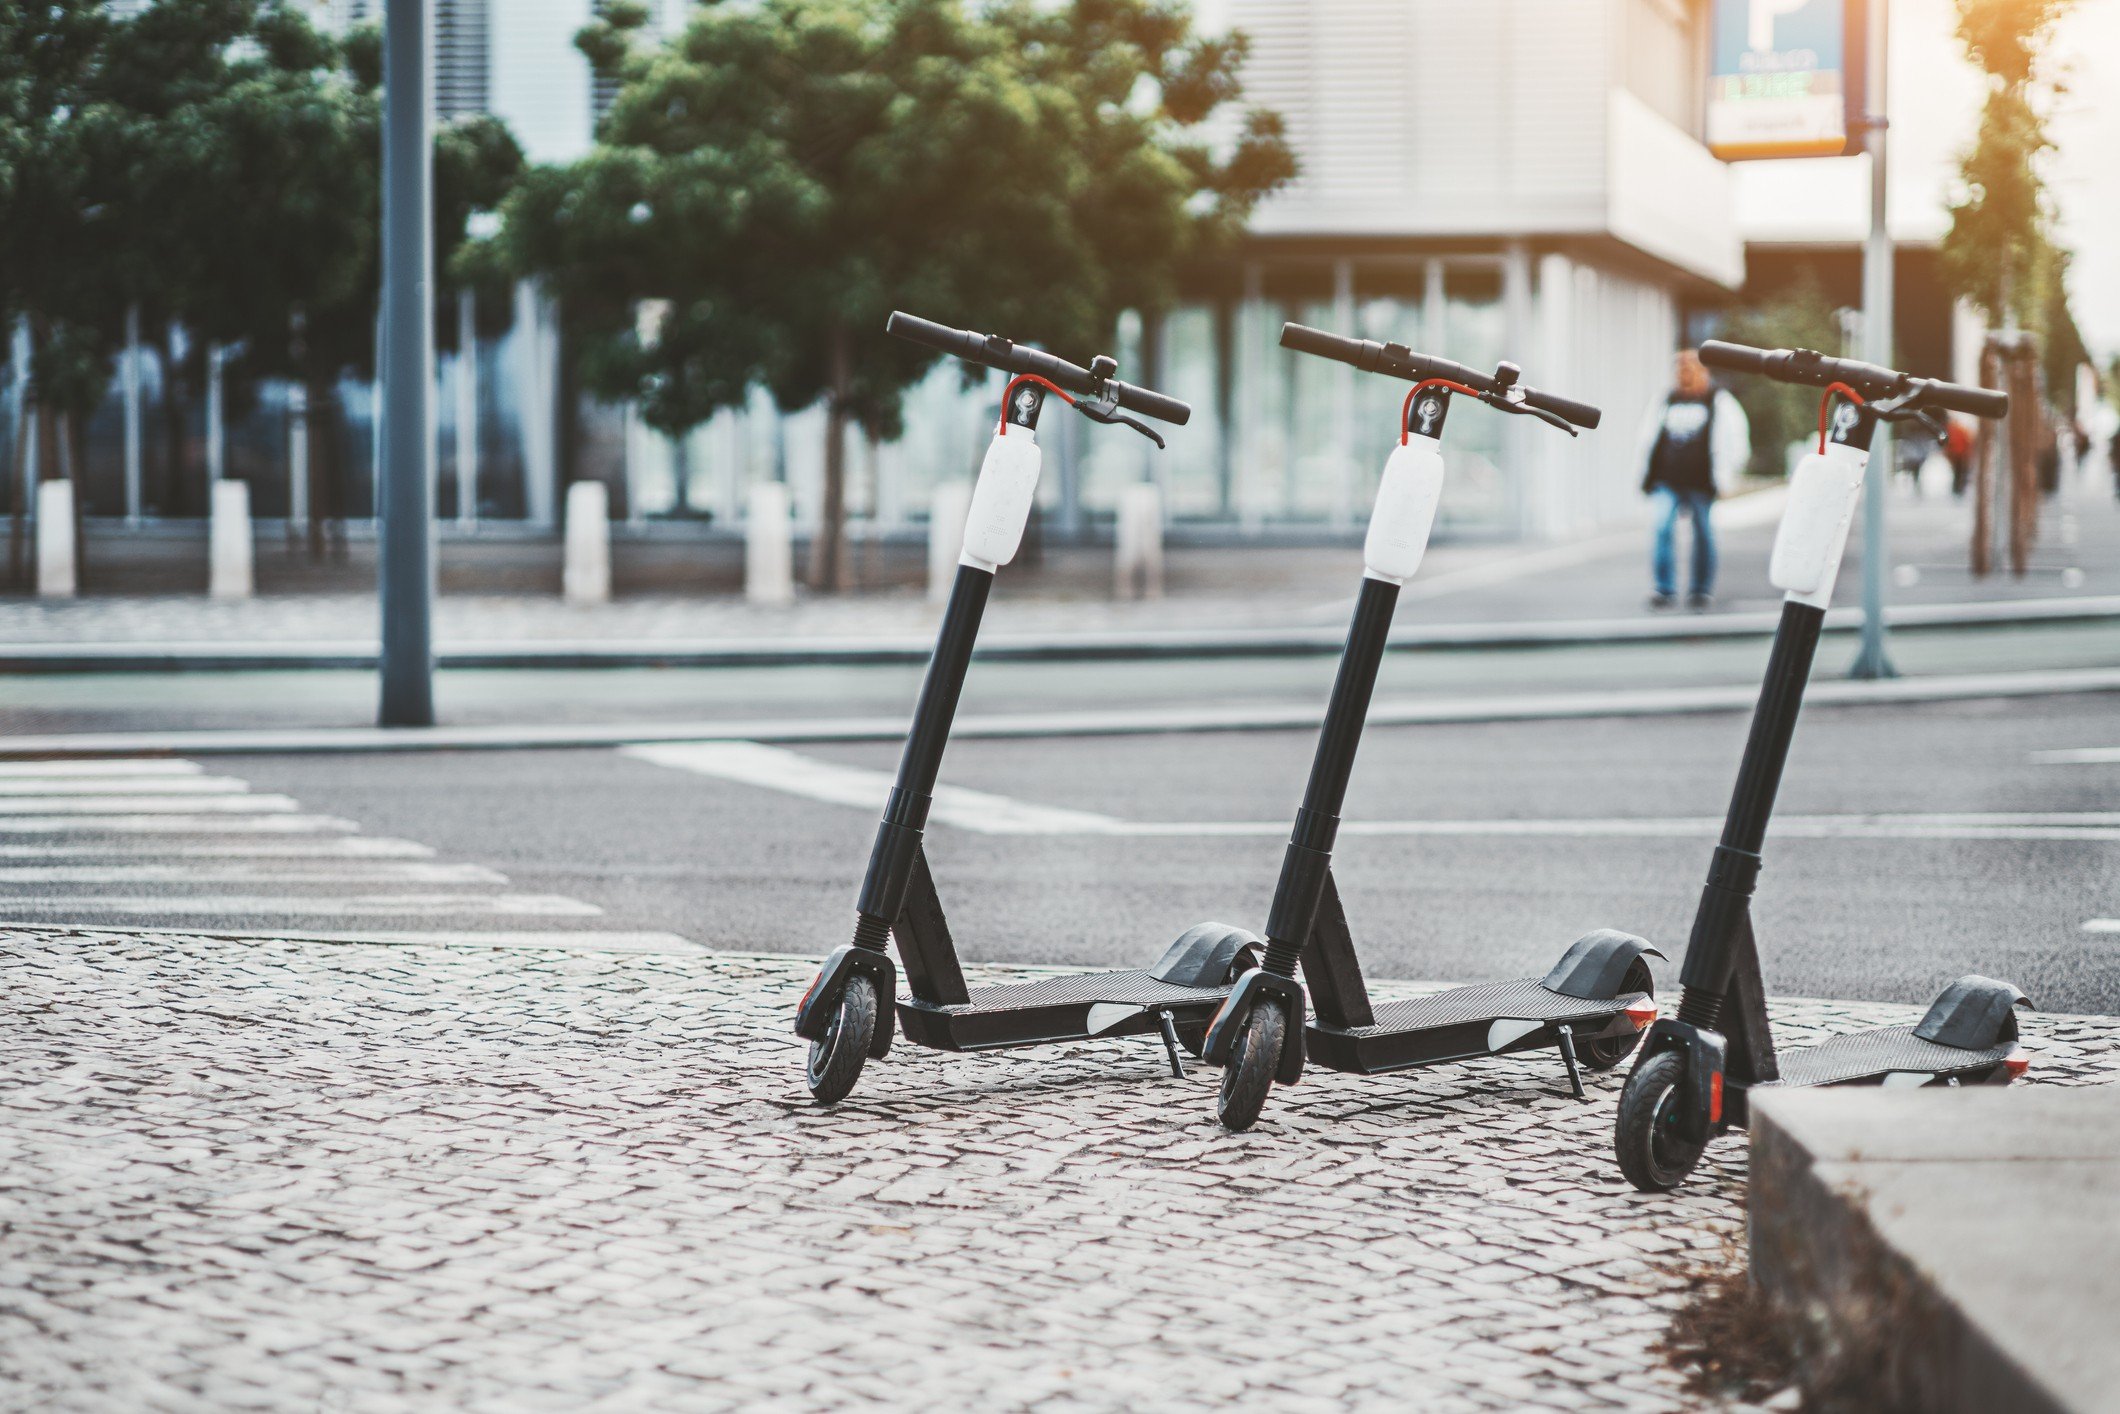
[1706,0,1867,160]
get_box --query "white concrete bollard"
[928,480,972,603]
[744,480,794,607]
[1114,482,1164,599]
[36,480,76,599]
[563,479,612,606]
[209,479,254,601]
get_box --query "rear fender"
[1148,922,1265,988]
[1913,975,2032,1050]
[1542,930,1665,1001]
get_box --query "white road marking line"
[2,922,702,953]
[0,795,298,815]
[0,759,204,777]
[0,814,360,834]
[0,837,436,860]
[625,742,2120,842]
[0,862,506,885]
[0,776,254,797]
[624,740,1127,835]
[2085,920,2120,934]
[2033,747,2120,764]
[0,894,601,918]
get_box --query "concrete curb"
[0,594,2113,672]
[2,666,2116,757]
[1749,1085,2120,1414]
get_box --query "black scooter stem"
[855,564,992,929]
[1676,599,1825,1013]
[1263,575,1399,976]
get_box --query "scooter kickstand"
[1555,1024,1586,1100]
[1155,1010,1187,1080]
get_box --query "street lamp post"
[379,0,437,726]
[1850,0,1897,680]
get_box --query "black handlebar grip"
[1520,388,1601,430]
[1697,340,1770,376]
[886,310,1191,425]
[1108,380,1192,426]
[884,310,981,361]
[1280,322,1369,367]
[1922,381,2010,419]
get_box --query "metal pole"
[1850,0,1896,679]
[123,305,142,525]
[206,344,225,482]
[456,286,478,528]
[379,0,436,725]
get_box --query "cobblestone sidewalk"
[4,930,2116,1412]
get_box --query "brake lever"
[1074,394,1166,449]
[1867,383,1946,440]
[1481,392,1577,437]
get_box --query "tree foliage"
[1716,267,1843,477]
[1,2,523,526]
[489,0,1293,587]
[1940,0,2074,333]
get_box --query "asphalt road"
[189,689,2120,1016]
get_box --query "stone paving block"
[0,928,2112,1411]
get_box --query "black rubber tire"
[1215,1002,1286,1132]
[805,974,876,1106]
[1615,1049,1707,1192]
[1175,1022,1208,1059]
[1578,961,1655,1071]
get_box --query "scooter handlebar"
[1279,323,1601,430]
[884,311,1191,426]
[1698,339,2009,420]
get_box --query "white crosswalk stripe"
[0,815,361,834]
[0,776,253,796]
[0,760,203,777]
[0,758,679,950]
[0,795,300,815]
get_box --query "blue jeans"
[1650,486,1716,598]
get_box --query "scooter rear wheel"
[1614,1049,1706,1192]
[1216,1002,1286,1132]
[806,974,877,1105]
[1577,960,1655,1070]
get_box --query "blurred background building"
[15,0,2086,562]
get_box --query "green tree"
[493,0,1292,590]
[1940,0,2075,343]
[0,0,114,576]
[1715,267,1842,478]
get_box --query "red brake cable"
[1816,382,1866,452]
[1400,378,1485,445]
[998,374,1076,434]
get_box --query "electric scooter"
[1613,339,2031,1192]
[796,312,1258,1104]
[1201,323,1665,1132]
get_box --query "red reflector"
[2003,1048,2030,1079]
[1708,1070,1724,1124]
[1624,998,1657,1029]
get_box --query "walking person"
[1636,348,1750,611]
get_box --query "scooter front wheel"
[1215,1001,1287,1132]
[1614,1049,1707,1192]
[805,974,877,1105]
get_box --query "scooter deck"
[1760,1024,2018,1090]
[1307,977,1647,1075]
[897,969,1230,1053]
